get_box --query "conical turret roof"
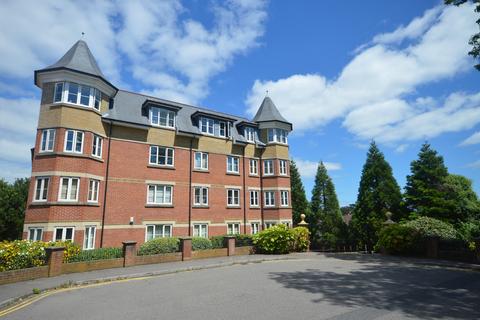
[253,97,290,124]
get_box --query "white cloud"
[460,131,480,146]
[293,158,342,178]
[0,0,267,181]
[246,4,479,145]
[467,160,480,169]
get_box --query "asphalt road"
[3,253,480,320]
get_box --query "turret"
[253,97,292,145]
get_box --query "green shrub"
[67,247,123,262]
[48,241,81,262]
[138,237,180,255]
[290,227,310,252]
[0,240,47,271]
[375,224,419,254]
[210,236,225,249]
[192,237,212,250]
[404,216,459,240]
[457,221,480,241]
[253,224,294,254]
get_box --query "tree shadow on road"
[269,254,480,319]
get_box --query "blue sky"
[0,0,479,205]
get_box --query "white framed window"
[279,160,288,175]
[194,152,208,170]
[267,128,288,144]
[54,227,74,242]
[280,190,289,207]
[92,135,103,158]
[28,228,43,241]
[227,223,240,235]
[93,88,101,111]
[265,222,277,229]
[249,159,258,175]
[227,189,240,207]
[149,146,174,166]
[264,191,275,207]
[251,223,259,235]
[146,224,172,241]
[64,130,84,153]
[227,156,239,174]
[282,221,291,228]
[199,117,227,137]
[193,224,208,238]
[54,82,64,103]
[194,187,208,206]
[84,226,96,250]
[264,160,274,175]
[147,185,173,205]
[150,107,175,128]
[88,179,100,203]
[54,82,102,110]
[34,177,49,202]
[249,190,259,207]
[58,177,79,202]
[244,127,256,142]
[40,129,55,152]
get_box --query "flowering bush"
[290,227,310,252]
[0,240,47,271]
[253,224,294,254]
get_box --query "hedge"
[138,237,180,255]
[67,247,123,262]
[192,237,212,250]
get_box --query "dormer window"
[244,127,256,143]
[199,117,227,138]
[150,107,175,128]
[53,81,103,111]
[267,128,288,144]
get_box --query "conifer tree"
[289,160,309,225]
[351,142,402,250]
[405,142,451,220]
[310,162,343,248]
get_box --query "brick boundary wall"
[0,239,253,285]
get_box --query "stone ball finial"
[298,213,308,226]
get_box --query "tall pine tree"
[289,160,309,225]
[352,142,402,250]
[405,142,451,220]
[310,162,343,248]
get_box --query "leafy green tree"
[0,178,30,240]
[310,162,343,248]
[289,160,309,225]
[404,143,451,220]
[351,142,402,250]
[444,174,480,223]
[445,0,480,70]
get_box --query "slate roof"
[35,40,116,90]
[253,97,290,124]
[103,90,266,146]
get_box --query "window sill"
[266,142,289,147]
[193,205,210,209]
[30,201,100,207]
[35,152,104,163]
[249,206,261,210]
[150,125,176,131]
[147,164,175,170]
[226,172,240,176]
[193,169,209,173]
[145,204,174,208]
[248,174,259,178]
[226,206,241,209]
[47,102,102,115]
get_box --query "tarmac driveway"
[2,253,480,320]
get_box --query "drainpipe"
[100,120,113,248]
[259,155,264,230]
[242,146,247,234]
[188,138,193,236]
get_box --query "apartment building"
[23,40,293,249]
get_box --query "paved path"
[1,253,479,319]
